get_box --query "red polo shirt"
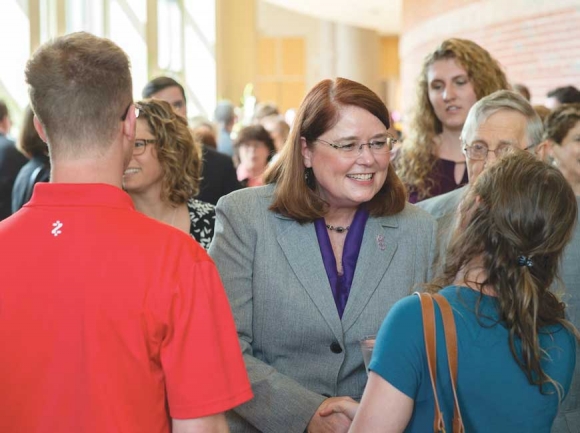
[0,183,252,433]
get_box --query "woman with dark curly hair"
[123,99,215,249]
[397,38,509,203]
[349,152,579,432]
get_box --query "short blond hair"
[25,32,132,157]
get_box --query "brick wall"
[400,0,580,115]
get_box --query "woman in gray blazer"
[209,77,436,433]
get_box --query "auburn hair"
[265,77,406,223]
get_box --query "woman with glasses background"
[538,103,580,432]
[123,99,215,250]
[208,77,435,433]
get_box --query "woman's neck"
[452,258,497,297]
[559,168,580,196]
[325,206,358,227]
[436,128,465,162]
[247,165,266,179]
[130,190,176,223]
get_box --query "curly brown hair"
[135,99,202,205]
[428,151,579,399]
[397,38,509,200]
[543,103,580,144]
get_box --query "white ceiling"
[260,0,403,35]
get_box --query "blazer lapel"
[341,215,398,333]
[276,216,344,342]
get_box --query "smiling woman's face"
[551,120,580,186]
[301,105,390,212]
[122,118,164,196]
[427,58,478,132]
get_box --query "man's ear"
[122,103,137,142]
[534,139,553,162]
[33,116,48,142]
[301,137,312,168]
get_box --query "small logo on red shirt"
[51,220,63,237]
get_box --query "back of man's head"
[214,100,235,126]
[547,86,580,105]
[25,32,132,157]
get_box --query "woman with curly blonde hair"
[397,38,509,202]
[123,99,215,249]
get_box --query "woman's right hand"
[307,397,359,433]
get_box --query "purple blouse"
[408,158,468,204]
[314,208,369,318]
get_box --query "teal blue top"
[369,286,577,432]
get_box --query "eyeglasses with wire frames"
[315,136,397,157]
[462,141,525,160]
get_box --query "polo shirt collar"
[27,183,135,210]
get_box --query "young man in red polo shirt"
[0,32,252,433]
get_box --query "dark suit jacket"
[196,145,241,205]
[0,134,27,220]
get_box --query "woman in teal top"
[342,152,579,432]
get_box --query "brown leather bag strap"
[415,292,446,433]
[433,294,465,433]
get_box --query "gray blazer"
[209,184,436,433]
[419,190,580,433]
[416,186,466,275]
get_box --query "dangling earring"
[304,167,315,189]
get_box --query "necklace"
[326,224,350,233]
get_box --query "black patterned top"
[187,198,216,250]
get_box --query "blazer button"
[330,341,343,354]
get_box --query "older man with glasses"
[417,90,544,272]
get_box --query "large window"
[0,0,218,129]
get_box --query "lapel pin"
[376,234,386,251]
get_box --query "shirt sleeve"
[368,295,426,400]
[161,245,253,419]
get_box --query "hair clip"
[517,255,533,268]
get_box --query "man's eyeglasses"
[133,139,156,155]
[462,142,515,160]
[315,136,397,157]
